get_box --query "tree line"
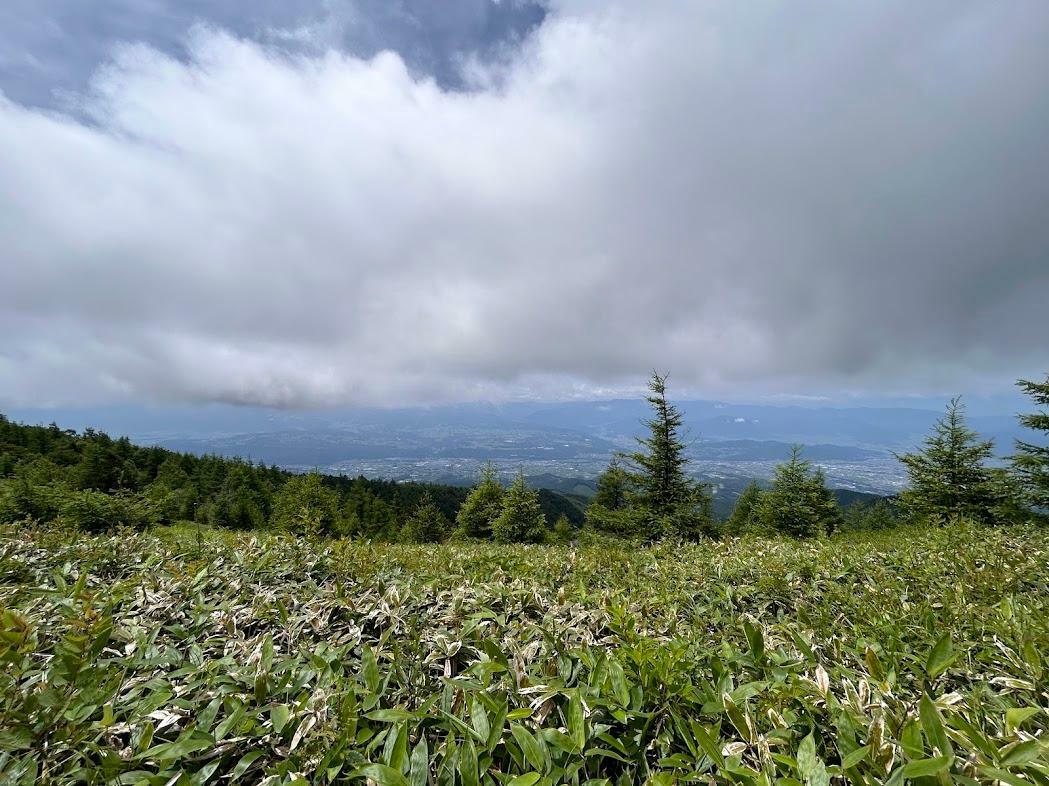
[1,371,1046,542]
[585,372,1048,540]
[0,420,581,542]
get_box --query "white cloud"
[2,1,1048,407]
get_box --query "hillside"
[2,522,1045,784]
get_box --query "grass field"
[1,523,1047,785]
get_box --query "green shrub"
[58,489,153,532]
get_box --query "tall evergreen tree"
[629,373,692,514]
[625,372,713,540]
[455,463,504,538]
[492,472,547,544]
[897,397,999,524]
[1013,374,1049,510]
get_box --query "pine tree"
[1013,374,1049,510]
[624,372,713,540]
[841,498,898,532]
[400,492,449,543]
[491,472,547,543]
[585,457,645,538]
[342,483,397,540]
[205,464,267,530]
[629,373,692,514]
[725,481,763,535]
[592,457,630,510]
[810,468,844,535]
[897,397,1000,524]
[551,513,575,543]
[271,472,342,535]
[755,447,840,538]
[455,463,504,538]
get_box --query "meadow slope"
[1,523,1047,784]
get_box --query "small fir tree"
[271,472,342,535]
[491,472,547,543]
[1013,374,1049,510]
[897,397,1000,524]
[585,458,645,538]
[841,498,898,532]
[592,457,631,510]
[550,513,575,543]
[755,446,840,538]
[400,492,449,543]
[455,463,504,538]
[725,481,764,535]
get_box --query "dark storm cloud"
[0,1,1047,407]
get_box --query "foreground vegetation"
[2,522,1047,784]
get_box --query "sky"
[1,0,1048,410]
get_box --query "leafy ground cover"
[1,523,1047,784]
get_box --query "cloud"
[2,1,1049,407]
[0,0,547,107]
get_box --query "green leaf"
[690,722,724,766]
[722,694,754,743]
[507,774,541,786]
[459,739,480,786]
[486,700,508,751]
[864,647,885,681]
[925,634,957,678]
[230,751,264,782]
[470,697,490,743]
[797,732,818,779]
[139,731,215,763]
[978,767,1034,786]
[744,621,765,662]
[511,724,548,773]
[385,722,409,772]
[408,736,429,786]
[919,695,953,759]
[900,719,923,760]
[270,704,291,734]
[567,691,586,752]
[998,739,1042,767]
[367,709,417,723]
[902,756,951,777]
[841,745,869,769]
[608,660,631,707]
[354,763,410,786]
[1005,707,1041,736]
[362,645,382,694]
